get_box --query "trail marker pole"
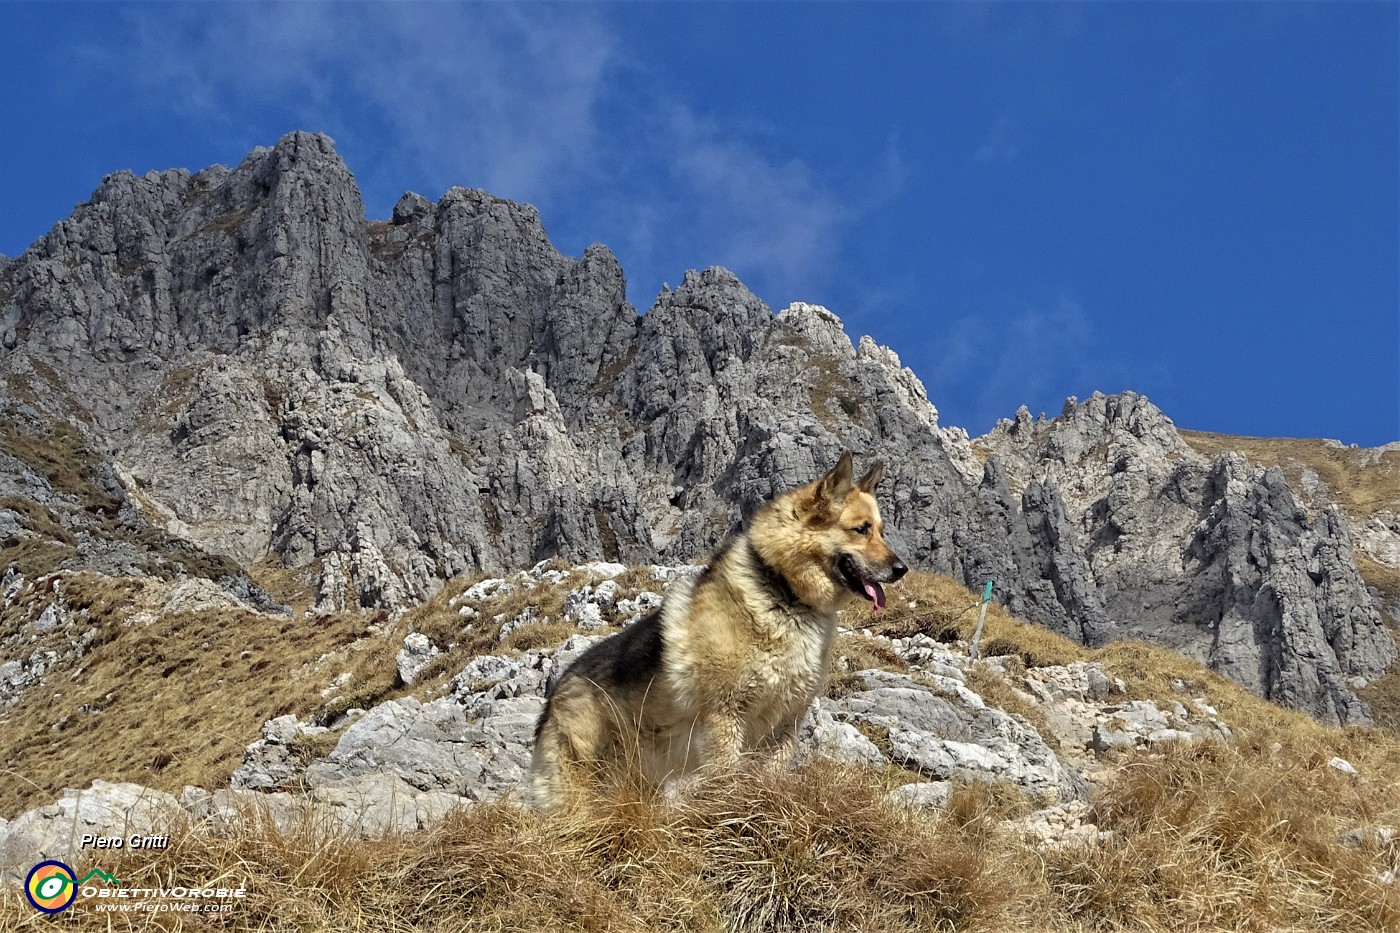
[970,580,993,660]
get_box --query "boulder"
[827,670,1087,803]
[0,782,183,877]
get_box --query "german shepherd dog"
[527,452,907,808]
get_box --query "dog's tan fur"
[527,452,906,808]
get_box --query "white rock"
[311,773,468,836]
[497,607,542,638]
[1327,756,1359,775]
[797,700,885,768]
[0,782,184,874]
[571,603,605,630]
[396,632,440,685]
[199,788,311,834]
[1339,825,1397,848]
[593,579,619,606]
[462,578,512,602]
[579,561,627,579]
[887,781,954,810]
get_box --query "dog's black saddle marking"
[546,607,665,701]
[744,538,799,610]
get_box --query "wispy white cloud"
[601,114,912,308]
[345,5,618,202]
[123,5,344,132]
[118,4,616,205]
[926,294,1141,432]
[107,4,902,310]
[661,108,848,299]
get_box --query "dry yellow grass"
[824,631,909,698]
[0,418,112,509]
[1361,615,1400,734]
[1066,739,1398,931]
[0,573,388,813]
[245,558,321,617]
[0,563,660,816]
[1360,554,1400,607]
[0,763,1038,932]
[0,416,247,583]
[0,752,1393,932]
[848,571,1399,747]
[3,567,1399,931]
[1180,429,1399,521]
[844,571,1091,670]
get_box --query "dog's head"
[755,451,909,612]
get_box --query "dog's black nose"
[889,560,908,581]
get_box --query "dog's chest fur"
[660,544,836,735]
[735,600,833,696]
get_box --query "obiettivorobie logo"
[25,861,119,914]
[24,860,248,915]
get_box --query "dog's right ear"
[814,451,855,508]
[856,460,885,494]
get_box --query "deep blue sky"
[2,3,1396,445]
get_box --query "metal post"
[970,580,993,659]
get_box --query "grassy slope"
[0,417,248,583]
[0,573,387,813]
[0,570,1397,931]
[0,561,650,815]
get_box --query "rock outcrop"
[977,394,1396,724]
[0,132,1392,723]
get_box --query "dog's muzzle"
[837,554,907,612]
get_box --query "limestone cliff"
[0,132,1392,723]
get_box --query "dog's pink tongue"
[864,580,886,612]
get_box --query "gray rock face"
[396,633,440,685]
[225,608,1113,813]
[827,669,1087,803]
[1178,457,1392,723]
[797,698,888,769]
[230,714,329,791]
[1018,659,1231,755]
[220,608,1235,816]
[977,393,1396,724]
[304,692,545,801]
[887,781,954,810]
[0,132,1391,722]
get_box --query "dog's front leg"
[702,710,746,769]
[760,720,801,771]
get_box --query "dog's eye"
[851,522,872,536]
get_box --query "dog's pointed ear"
[815,451,855,507]
[856,460,885,494]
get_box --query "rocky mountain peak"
[985,391,1192,475]
[775,301,851,353]
[640,266,770,368]
[0,135,1393,726]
